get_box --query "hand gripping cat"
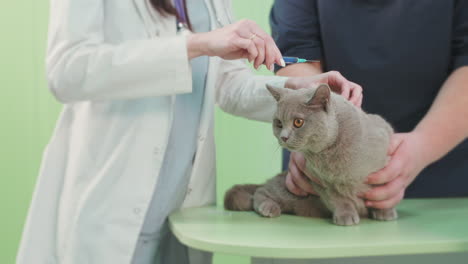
[224,84,397,226]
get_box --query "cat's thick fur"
[224,84,396,225]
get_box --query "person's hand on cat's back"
[285,71,363,107]
[362,132,433,209]
[285,152,321,196]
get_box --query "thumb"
[388,134,405,156]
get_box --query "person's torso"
[317,0,453,131]
[315,0,467,197]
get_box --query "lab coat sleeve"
[46,0,192,103]
[212,0,288,122]
[215,58,288,123]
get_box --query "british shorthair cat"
[224,84,396,225]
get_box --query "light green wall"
[1,1,61,263]
[214,2,278,263]
[0,1,276,263]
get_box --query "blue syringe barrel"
[282,57,300,64]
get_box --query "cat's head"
[266,83,339,153]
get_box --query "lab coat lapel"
[199,0,232,138]
[133,0,178,37]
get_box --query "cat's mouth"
[279,141,300,151]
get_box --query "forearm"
[277,62,323,89]
[186,33,205,60]
[277,62,323,77]
[414,66,468,164]
[215,59,288,122]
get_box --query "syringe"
[282,57,320,66]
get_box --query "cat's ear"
[307,84,331,111]
[266,84,287,102]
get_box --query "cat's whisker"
[268,144,282,165]
[273,144,281,154]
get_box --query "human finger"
[291,152,322,186]
[365,174,406,201]
[263,37,277,71]
[349,83,363,105]
[251,36,265,69]
[366,153,405,185]
[357,93,363,108]
[388,134,405,156]
[234,37,258,63]
[324,71,351,97]
[366,189,405,209]
[340,83,351,100]
[246,21,284,67]
[285,172,308,196]
[289,160,317,194]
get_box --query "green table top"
[169,198,468,259]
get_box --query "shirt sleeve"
[269,0,323,63]
[452,0,468,70]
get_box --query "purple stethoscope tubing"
[174,0,233,30]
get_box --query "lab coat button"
[198,136,205,142]
[133,207,141,215]
[187,188,193,195]
[153,147,160,155]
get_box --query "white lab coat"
[16,0,286,263]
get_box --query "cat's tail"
[224,184,261,211]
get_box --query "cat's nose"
[281,136,289,142]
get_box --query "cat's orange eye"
[293,118,304,128]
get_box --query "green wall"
[214,2,278,263]
[1,1,61,263]
[0,1,276,263]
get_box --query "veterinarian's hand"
[187,19,284,70]
[363,132,432,209]
[285,71,363,107]
[285,152,321,196]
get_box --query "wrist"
[285,77,309,90]
[186,33,207,59]
[284,78,298,89]
[410,128,441,165]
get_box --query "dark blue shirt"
[271,0,468,198]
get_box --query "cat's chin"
[280,144,301,152]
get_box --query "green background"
[0,0,277,263]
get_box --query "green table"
[169,198,468,260]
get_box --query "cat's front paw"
[333,211,360,226]
[370,208,398,221]
[257,200,281,218]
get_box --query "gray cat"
[224,84,396,226]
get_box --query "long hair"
[149,0,192,30]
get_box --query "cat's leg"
[324,193,361,226]
[224,184,261,211]
[370,207,398,221]
[332,201,360,226]
[305,181,363,225]
[293,196,331,218]
[354,197,369,218]
[253,188,282,218]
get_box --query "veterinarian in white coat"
[16,0,361,263]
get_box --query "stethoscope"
[176,0,233,33]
